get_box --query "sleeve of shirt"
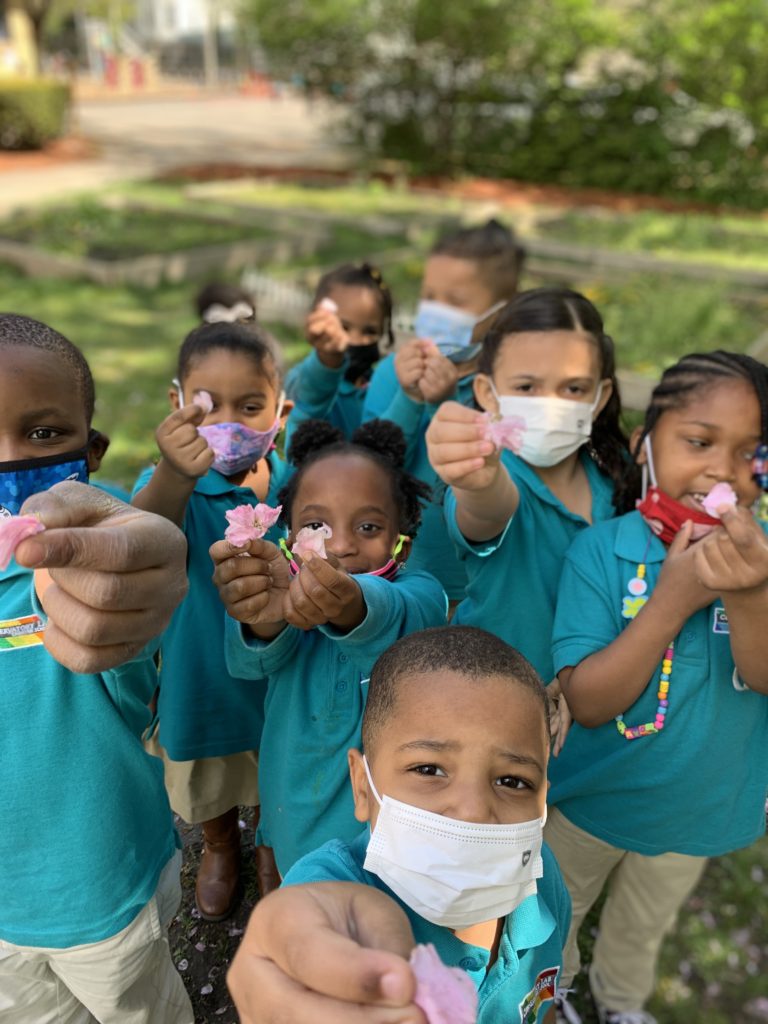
[130,465,156,500]
[287,350,347,427]
[551,530,620,675]
[444,487,513,560]
[318,571,448,672]
[223,614,302,679]
[282,840,367,886]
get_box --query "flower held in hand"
[410,943,478,1024]
[224,503,282,546]
[293,524,332,560]
[483,413,526,454]
[701,482,738,518]
[0,514,45,571]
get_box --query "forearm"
[561,593,691,726]
[131,459,197,527]
[723,585,768,693]
[454,466,519,542]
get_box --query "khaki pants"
[0,850,193,1024]
[144,731,259,824]
[544,807,706,1012]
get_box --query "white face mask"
[361,757,545,929]
[489,382,603,468]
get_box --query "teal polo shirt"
[364,352,477,600]
[285,350,366,443]
[0,561,178,948]
[225,569,447,875]
[132,452,292,761]
[448,450,615,682]
[549,511,768,857]
[284,831,570,1024]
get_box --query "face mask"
[280,534,407,581]
[175,380,284,477]
[0,443,91,517]
[362,757,545,929]
[636,437,721,545]
[344,341,380,385]
[490,383,602,468]
[414,299,506,360]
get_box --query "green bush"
[0,79,71,150]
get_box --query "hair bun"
[287,419,345,467]
[351,419,407,469]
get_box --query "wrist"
[316,348,345,370]
[155,457,201,491]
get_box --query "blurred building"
[0,1,37,78]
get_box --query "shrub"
[0,79,71,150]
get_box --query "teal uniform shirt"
[284,831,571,1024]
[0,561,178,948]
[132,451,292,761]
[363,352,476,600]
[448,450,615,682]
[225,569,447,875]
[549,511,768,857]
[285,350,366,443]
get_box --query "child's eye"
[303,521,326,532]
[242,404,265,415]
[358,522,383,534]
[409,764,447,777]
[687,438,709,449]
[495,775,533,791]
[28,428,62,441]
[565,385,587,396]
[362,326,381,338]
[514,384,534,394]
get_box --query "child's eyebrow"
[493,748,545,775]
[21,406,75,422]
[396,739,461,753]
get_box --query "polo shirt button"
[339,654,348,663]
[459,957,477,970]
[685,631,695,641]
[335,681,348,693]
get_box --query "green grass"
[0,198,268,260]
[537,208,768,270]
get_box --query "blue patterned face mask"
[0,443,91,517]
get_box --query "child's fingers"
[428,439,496,467]
[430,456,490,484]
[283,585,322,630]
[210,537,276,566]
[667,519,694,555]
[434,401,484,425]
[163,404,206,430]
[718,505,763,551]
[291,565,341,620]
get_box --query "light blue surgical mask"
[413,299,506,360]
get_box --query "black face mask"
[344,342,381,386]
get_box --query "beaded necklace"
[616,540,675,741]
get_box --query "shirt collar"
[614,509,667,563]
[194,451,281,497]
[502,449,614,524]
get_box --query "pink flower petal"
[293,524,332,560]
[319,297,338,313]
[0,515,46,571]
[410,944,478,1024]
[193,390,213,414]
[701,482,738,518]
[224,503,282,546]
[483,413,526,454]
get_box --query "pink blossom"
[410,944,478,1024]
[224,503,282,546]
[702,482,738,518]
[483,413,526,454]
[193,390,213,415]
[319,297,339,313]
[293,524,332,560]
[0,515,46,571]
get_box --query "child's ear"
[594,378,614,417]
[86,431,110,473]
[473,373,497,414]
[279,398,294,429]
[169,386,181,411]
[396,535,412,565]
[631,426,646,465]
[348,748,372,824]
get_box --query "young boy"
[0,313,193,1024]
[227,625,569,1024]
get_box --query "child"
[285,262,394,440]
[228,625,570,1024]
[426,287,627,684]
[363,219,526,600]
[546,351,768,1024]
[0,313,192,1024]
[132,321,292,917]
[210,419,448,877]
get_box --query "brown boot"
[255,844,281,899]
[195,807,241,921]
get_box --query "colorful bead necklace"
[616,557,675,741]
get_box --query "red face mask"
[636,487,721,545]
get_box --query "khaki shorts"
[0,850,193,1024]
[144,731,259,823]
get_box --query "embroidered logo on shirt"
[0,614,46,651]
[712,607,729,634]
[519,966,559,1023]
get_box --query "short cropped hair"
[0,313,95,423]
[362,626,549,754]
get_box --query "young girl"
[132,321,292,919]
[545,351,768,1024]
[285,262,394,440]
[210,419,448,877]
[426,287,627,684]
[363,218,526,601]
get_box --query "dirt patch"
[0,136,98,173]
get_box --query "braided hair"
[616,350,768,513]
[314,262,395,348]
[477,287,630,510]
[279,419,431,537]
